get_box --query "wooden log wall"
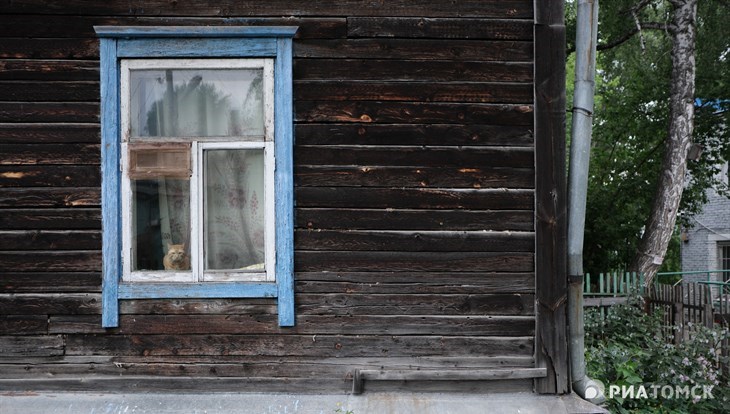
[0,0,553,393]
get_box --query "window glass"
[721,244,730,282]
[129,68,264,138]
[204,148,265,272]
[132,177,191,272]
[121,60,273,282]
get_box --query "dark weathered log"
[112,292,532,317]
[0,188,100,208]
[0,230,101,250]
[296,281,534,295]
[51,314,534,336]
[295,124,533,146]
[0,251,101,272]
[295,230,534,252]
[3,354,532,367]
[0,272,100,293]
[295,59,533,82]
[0,209,101,230]
[356,367,545,383]
[295,272,535,294]
[0,124,100,144]
[362,378,533,394]
[0,376,351,394]
[295,166,534,189]
[0,60,99,81]
[296,101,532,125]
[348,17,533,40]
[0,1,533,18]
[120,299,276,315]
[64,334,533,357]
[294,39,532,61]
[296,208,534,231]
[0,335,64,357]
[0,144,100,165]
[0,81,99,102]
[296,293,535,316]
[0,315,48,335]
[0,355,534,377]
[296,187,533,210]
[0,102,99,123]
[296,251,533,272]
[0,293,100,315]
[0,38,98,60]
[294,81,532,104]
[0,166,100,187]
[295,146,532,168]
[0,16,346,39]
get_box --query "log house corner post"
[534,0,570,394]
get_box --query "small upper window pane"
[129,68,264,138]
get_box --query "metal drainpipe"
[568,0,605,404]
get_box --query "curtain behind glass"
[205,149,265,270]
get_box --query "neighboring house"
[681,162,730,283]
[0,1,595,411]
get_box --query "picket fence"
[583,270,730,375]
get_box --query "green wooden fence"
[584,271,645,297]
[582,269,730,317]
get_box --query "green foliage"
[585,298,730,413]
[567,1,730,275]
[334,403,354,414]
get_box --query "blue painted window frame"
[95,26,297,328]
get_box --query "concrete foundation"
[0,391,607,414]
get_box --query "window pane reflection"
[129,68,264,138]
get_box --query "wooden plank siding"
[0,0,568,395]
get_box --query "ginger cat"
[163,243,190,270]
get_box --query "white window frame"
[719,242,730,278]
[196,141,276,283]
[120,58,276,283]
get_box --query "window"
[96,26,296,328]
[720,243,730,282]
[120,59,275,283]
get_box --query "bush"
[585,296,730,413]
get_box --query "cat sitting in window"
[163,243,190,270]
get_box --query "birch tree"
[630,0,698,285]
[567,0,729,281]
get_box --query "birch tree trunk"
[630,0,697,286]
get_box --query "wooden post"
[534,0,569,395]
[673,285,684,345]
[703,284,713,329]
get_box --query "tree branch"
[567,23,668,55]
[623,0,655,16]
[631,9,648,51]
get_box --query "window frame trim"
[96,26,297,328]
